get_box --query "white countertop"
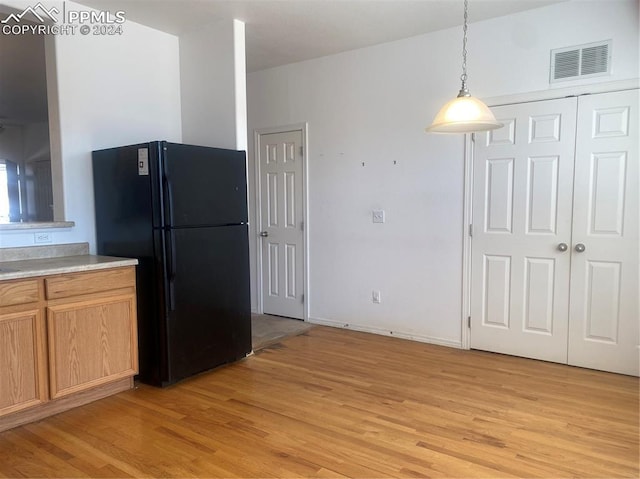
[0,254,138,281]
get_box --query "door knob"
[259,231,269,237]
[557,243,568,252]
[575,243,586,253]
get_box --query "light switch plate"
[372,209,385,223]
[372,290,381,303]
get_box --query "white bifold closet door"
[470,89,638,376]
[470,97,577,364]
[567,90,638,375]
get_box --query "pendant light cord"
[458,0,470,97]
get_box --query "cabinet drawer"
[0,279,41,307]
[45,267,135,300]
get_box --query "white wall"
[180,19,247,150]
[469,0,639,98]
[247,0,639,345]
[0,1,182,249]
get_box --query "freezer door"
[93,142,164,234]
[164,224,251,384]
[162,143,248,227]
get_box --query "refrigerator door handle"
[166,230,177,312]
[163,175,174,227]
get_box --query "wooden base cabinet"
[0,266,138,432]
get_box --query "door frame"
[254,123,309,321]
[461,79,639,350]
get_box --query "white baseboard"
[308,316,463,349]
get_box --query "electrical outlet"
[34,232,52,243]
[372,290,381,304]
[372,209,385,223]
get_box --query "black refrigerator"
[92,141,251,387]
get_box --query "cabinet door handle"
[575,243,586,253]
[557,243,568,252]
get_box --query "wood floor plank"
[0,326,637,478]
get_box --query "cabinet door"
[47,294,138,399]
[0,309,48,416]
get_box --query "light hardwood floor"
[0,326,638,478]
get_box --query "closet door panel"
[568,89,639,376]
[470,97,577,363]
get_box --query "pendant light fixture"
[426,0,502,133]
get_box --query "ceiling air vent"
[550,40,611,83]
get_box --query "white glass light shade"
[426,95,502,133]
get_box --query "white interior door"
[470,97,578,363]
[568,89,639,376]
[258,130,305,319]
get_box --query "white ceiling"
[75,0,565,73]
[0,0,566,124]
